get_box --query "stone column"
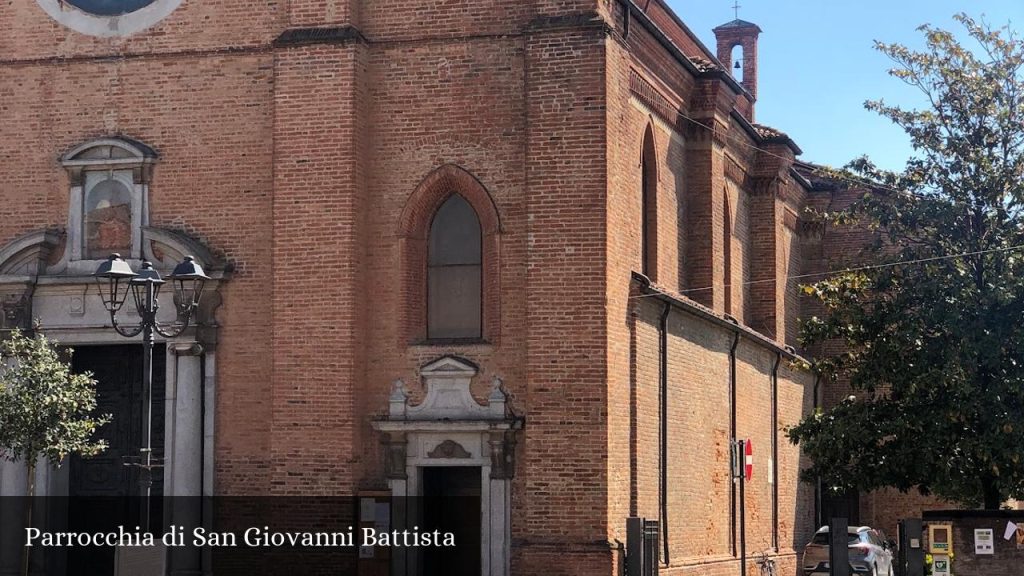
[0,460,28,576]
[167,342,204,576]
[0,458,63,576]
[201,351,216,576]
[383,433,408,576]
[488,430,516,576]
[487,477,509,576]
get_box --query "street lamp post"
[93,253,209,531]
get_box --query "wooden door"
[67,344,165,576]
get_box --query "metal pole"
[728,333,739,556]
[658,302,669,565]
[739,439,746,576]
[139,282,154,532]
[626,517,642,576]
[829,517,850,576]
[771,353,781,550]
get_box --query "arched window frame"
[641,123,659,281]
[399,165,502,345]
[729,43,745,83]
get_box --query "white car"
[802,525,895,576]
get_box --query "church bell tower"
[713,18,761,104]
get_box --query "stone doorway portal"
[372,355,520,576]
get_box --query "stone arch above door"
[0,226,230,335]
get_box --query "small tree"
[0,329,110,575]
[789,14,1024,510]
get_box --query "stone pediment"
[420,355,479,376]
[389,355,508,422]
[0,230,62,277]
[141,227,229,277]
[0,227,230,333]
[0,226,229,280]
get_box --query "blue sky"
[665,1,1024,171]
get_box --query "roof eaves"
[730,111,803,156]
[712,19,763,33]
[625,2,746,97]
[632,272,808,364]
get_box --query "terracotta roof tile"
[689,56,719,73]
[752,123,788,140]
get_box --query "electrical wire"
[630,242,1024,297]
[672,102,1001,206]
[639,96,1024,298]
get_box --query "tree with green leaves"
[789,14,1024,510]
[0,329,109,575]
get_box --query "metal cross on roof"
[732,1,741,19]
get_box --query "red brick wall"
[747,184,778,336]
[360,0,534,40]
[0,0,281,58]
[516,19,615,574]
[607,10,818,573]
[270,40,367,495]
[287,0,353,27]
[0,45,277,493]
[623,294,817,573]
[642,0,717,63]
[861,489,957,538]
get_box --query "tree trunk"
[21,461,34,576]
[981,475,1003,510]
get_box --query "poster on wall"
[974,528,994,554]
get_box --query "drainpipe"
[623,0,631,39]
[771,351,782,550]
[632,275,815,568]
[740,440,747,576]
[659,301,671,565]
[812,370,822,528]
[728,328,740,559]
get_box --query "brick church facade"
[0,1,932,575]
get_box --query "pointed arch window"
[641,125,658,280]
[400,165,501,345]
[723,192,733,316]
[427,194,483,340]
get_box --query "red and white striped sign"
[744,439,753,481]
